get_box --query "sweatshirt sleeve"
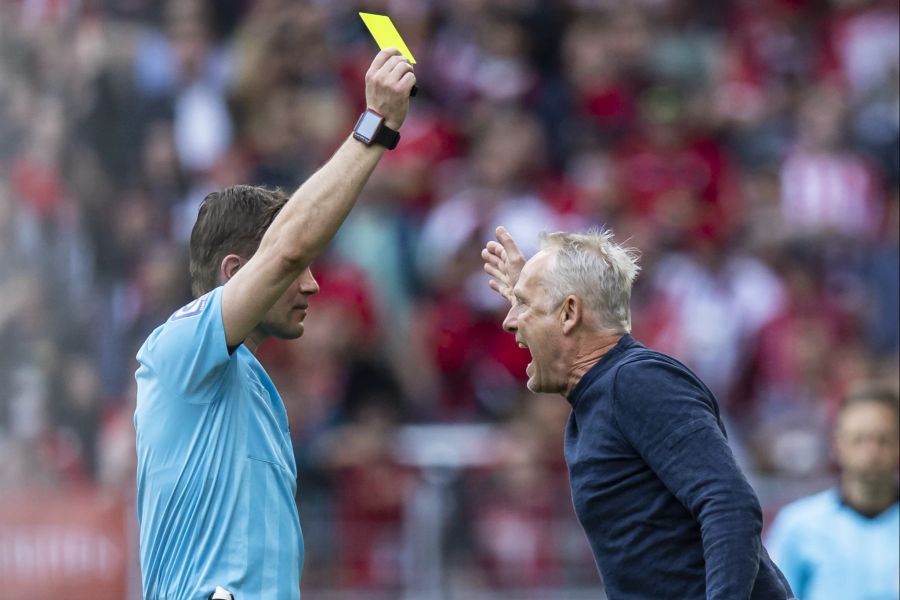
[612,357,764,600]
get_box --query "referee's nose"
[299,267,320,297]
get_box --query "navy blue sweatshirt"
[565,335,794,599]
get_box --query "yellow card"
[359,12,416,64]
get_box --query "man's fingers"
[482,251,505,272]
[485,241,506,259]
[498,236,522,260]
[369,48,402,74]
[489,279,508,295]
[388,59,414,81]
[397,70,417,92]
[484,262,505,280]
[496,226,523,259]
[488,279,512,300]
[377,54,409,78]
[482,245,501,261]
[486,228,521,304]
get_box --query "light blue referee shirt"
[766,488,899,600]
[135,286,304,600]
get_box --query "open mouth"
[518,340,534,376]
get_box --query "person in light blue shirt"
[134,48,416,600]
[766,384,900,600]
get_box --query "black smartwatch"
[352,109,400,150]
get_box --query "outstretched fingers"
[482,227,524,304]
[483,261,505,281]
[484,240,506,258]
[495,226,523,263]
[481,245,505,268]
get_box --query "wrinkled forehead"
[518,250,556,290]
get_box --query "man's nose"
[299,270,320,296]
[502,307,517,333]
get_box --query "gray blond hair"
[538,228,641,332]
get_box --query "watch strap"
[373,123,400,150]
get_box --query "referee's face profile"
[259,266,320,340]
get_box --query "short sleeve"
[137,287,231,403]
[765,507,810,597]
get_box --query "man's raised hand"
[481,226,526,305]
[365,48,416,130]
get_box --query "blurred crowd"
[0,0,897,592]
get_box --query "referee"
[133,49,415,600]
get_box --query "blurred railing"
[0,429,607,600]
[0,489,133,600]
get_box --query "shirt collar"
[567,333,640,407]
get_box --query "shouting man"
[481,226,794,599]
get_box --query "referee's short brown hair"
[189,185,288,297]
[838,382,900,418]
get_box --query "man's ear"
[220,254,245,284]
[561,295,582,334]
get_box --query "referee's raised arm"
[221,48,415,348]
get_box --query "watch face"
[355,111,382,142]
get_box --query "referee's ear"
[220,254,246,284]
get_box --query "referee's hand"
[365,48,416,130]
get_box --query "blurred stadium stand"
[0,0,897,598]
